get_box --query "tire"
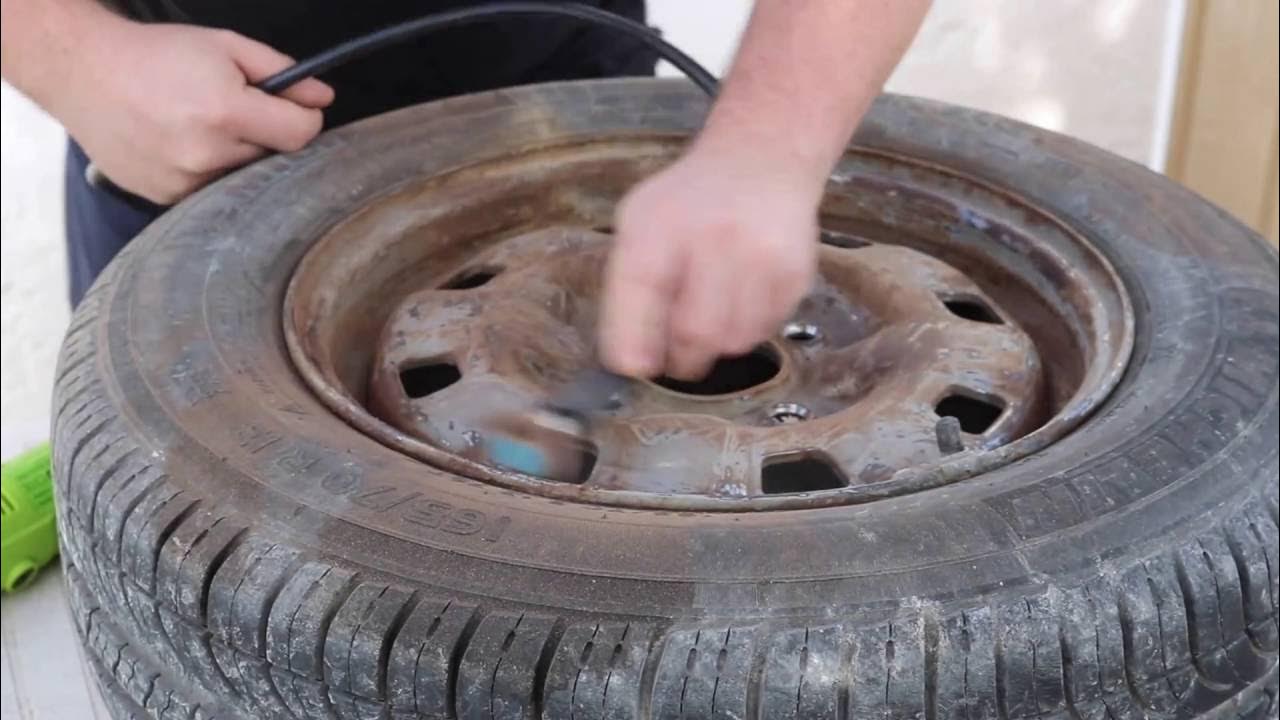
[53,80,1278,719]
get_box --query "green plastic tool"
[2,442,59,592]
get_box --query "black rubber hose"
[88,2,719,201]
[258,2,719,97]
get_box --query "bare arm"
[1,0,104,111]
[601,0,931,378]
[699,0,930,196]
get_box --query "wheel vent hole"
[941,296,1003,324]
[400,362,461,399]
[935,394,1003,434]
[655,346,780,396]
[762,452,848,494]
[568,446,598,485]
[819,230,871,249]
[441,267,501,290]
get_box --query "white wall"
[649,0,1184,168]
[0,0,1185,449]
[1,84,69,455]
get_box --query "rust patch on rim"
[284,138,1133,511]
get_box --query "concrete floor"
[2,429,109,719]
[1,568,110,720]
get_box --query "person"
[1,0,930,382]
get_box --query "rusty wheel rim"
[284,131,1133,511]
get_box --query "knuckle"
[152,177,191,205]
[282,113,321,152]
[206,105,236,133]
[281,132,309,153]
[185,99,234,133]
[279,136,307,154]
[210,28,252,55]
[173,141,218,174]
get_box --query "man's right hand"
[2,2,334,205]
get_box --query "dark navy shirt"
[108,0,654,126]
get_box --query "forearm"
[695,0,930,196]
[1,0,124,113]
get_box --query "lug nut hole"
[440,266,502,290]
[400,361,461,399]
[939,294,1003,324]
[935,393,1003,434]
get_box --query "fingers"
[600,160,818,381]
[665,246,734,380]
[217,31,335,108]
[725,281,769,356]
[601,226,809,380]
[122,140,265,204]
[754,259,810,346]
[759,277,797,346]
[229,93,324,153]
[214,139,269,169]
[211,31,329,154]
[186,140,266,186]
[599,223,681,378]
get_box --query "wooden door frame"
[1166,0,1279,245]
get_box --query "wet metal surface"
[284,135,1133,511]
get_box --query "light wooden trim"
[1166,0,1279,245]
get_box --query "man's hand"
[597,0,930,380]
[600,142,820,380]
[2,1,333,205]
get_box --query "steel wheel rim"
[283,105,1133,512]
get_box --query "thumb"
[216,31,335,109]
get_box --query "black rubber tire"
[53,80,1278,719]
